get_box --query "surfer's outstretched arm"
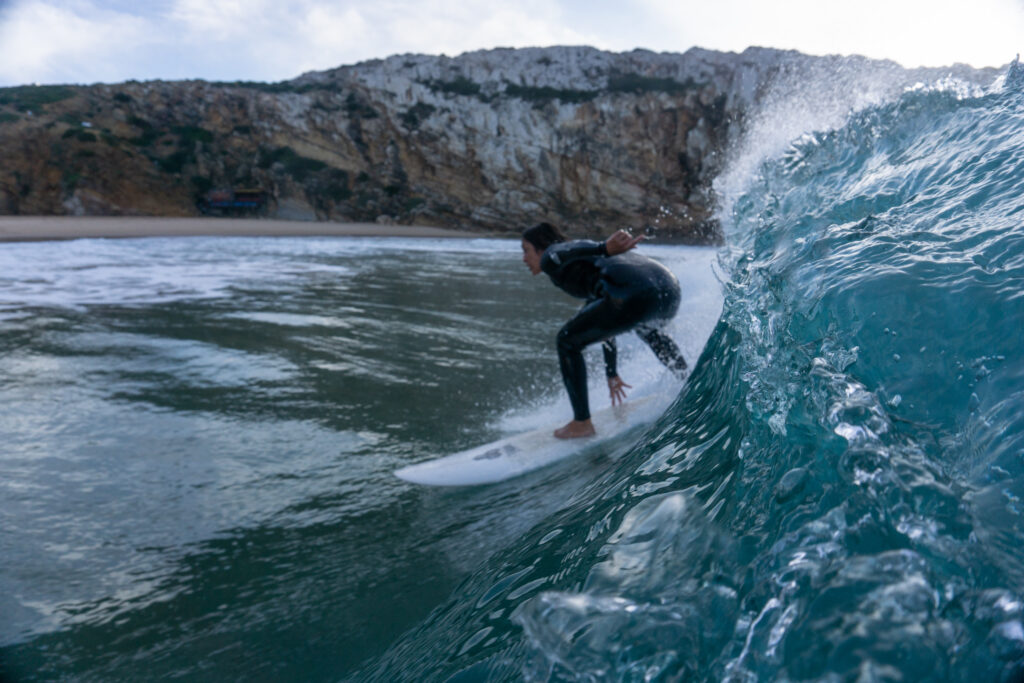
[541,230,643,276]
[605,229,644,255]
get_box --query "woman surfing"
[521,222,689,439]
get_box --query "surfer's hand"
[608,375,631,406]
[605,230,644,256]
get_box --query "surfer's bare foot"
[554,420,596,439]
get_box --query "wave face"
[360,74,1024,680]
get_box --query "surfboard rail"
[394,393,672,486]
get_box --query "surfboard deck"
[394,392,673,486]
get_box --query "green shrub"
[0,112,18,124]
[191,175,214,194]
[400,102,436,129]
[131,130,160,146]
[258,146,327,181]
[158,150,190,173]
[60,127,97,143]
[127,116,160,146]
[323,169,351,201]
[425,77,481,97]
[504,83,596,104]
[174,125,214,144]
[344,93,379,119]
[0,85,75,111]
[212,80,339,94]
[606,73,696,95]
[325,182,352,201]
[62,171,81,191]
[355,190,375,207]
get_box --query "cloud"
[1,0,1016,87]
[0,0,151,85]
[0,0,602,86]
[161,0,597,77]
[637,0,1022,68]
[352,0,592,55]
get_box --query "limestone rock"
[0,47,999,242]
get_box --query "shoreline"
[0,216,498,243]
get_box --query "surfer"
[521,222,688,439]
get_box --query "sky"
[1,0,1022,87]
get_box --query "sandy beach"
[0,216,489,243]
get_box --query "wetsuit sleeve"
[602,338,618,378]
[541,240,608,276]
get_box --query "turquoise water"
[446,70,1023,681]
[5,63,1024,681]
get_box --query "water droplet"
[775,467,809,503]
[988,620,1024,660]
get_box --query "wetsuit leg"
[557,298,642,421]
[637,326,688,379]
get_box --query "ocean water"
[4,61,1024,682]
[0,235,720,681]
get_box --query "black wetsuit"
[541,240,688,422]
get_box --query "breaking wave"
[359,62,1024,682]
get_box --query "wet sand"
[0,216,489,243]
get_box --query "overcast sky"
[1,0,1021,87]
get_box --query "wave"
[355,66,1024,682]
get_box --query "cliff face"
[0,46,999,242]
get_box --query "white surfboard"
[396,244,723,487]
[394,392,673,486]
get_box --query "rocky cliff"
[0,46,1000,242]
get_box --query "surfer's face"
[522,240,543,275]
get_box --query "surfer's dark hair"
[522,222,567,251]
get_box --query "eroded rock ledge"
[0,46,998,243]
